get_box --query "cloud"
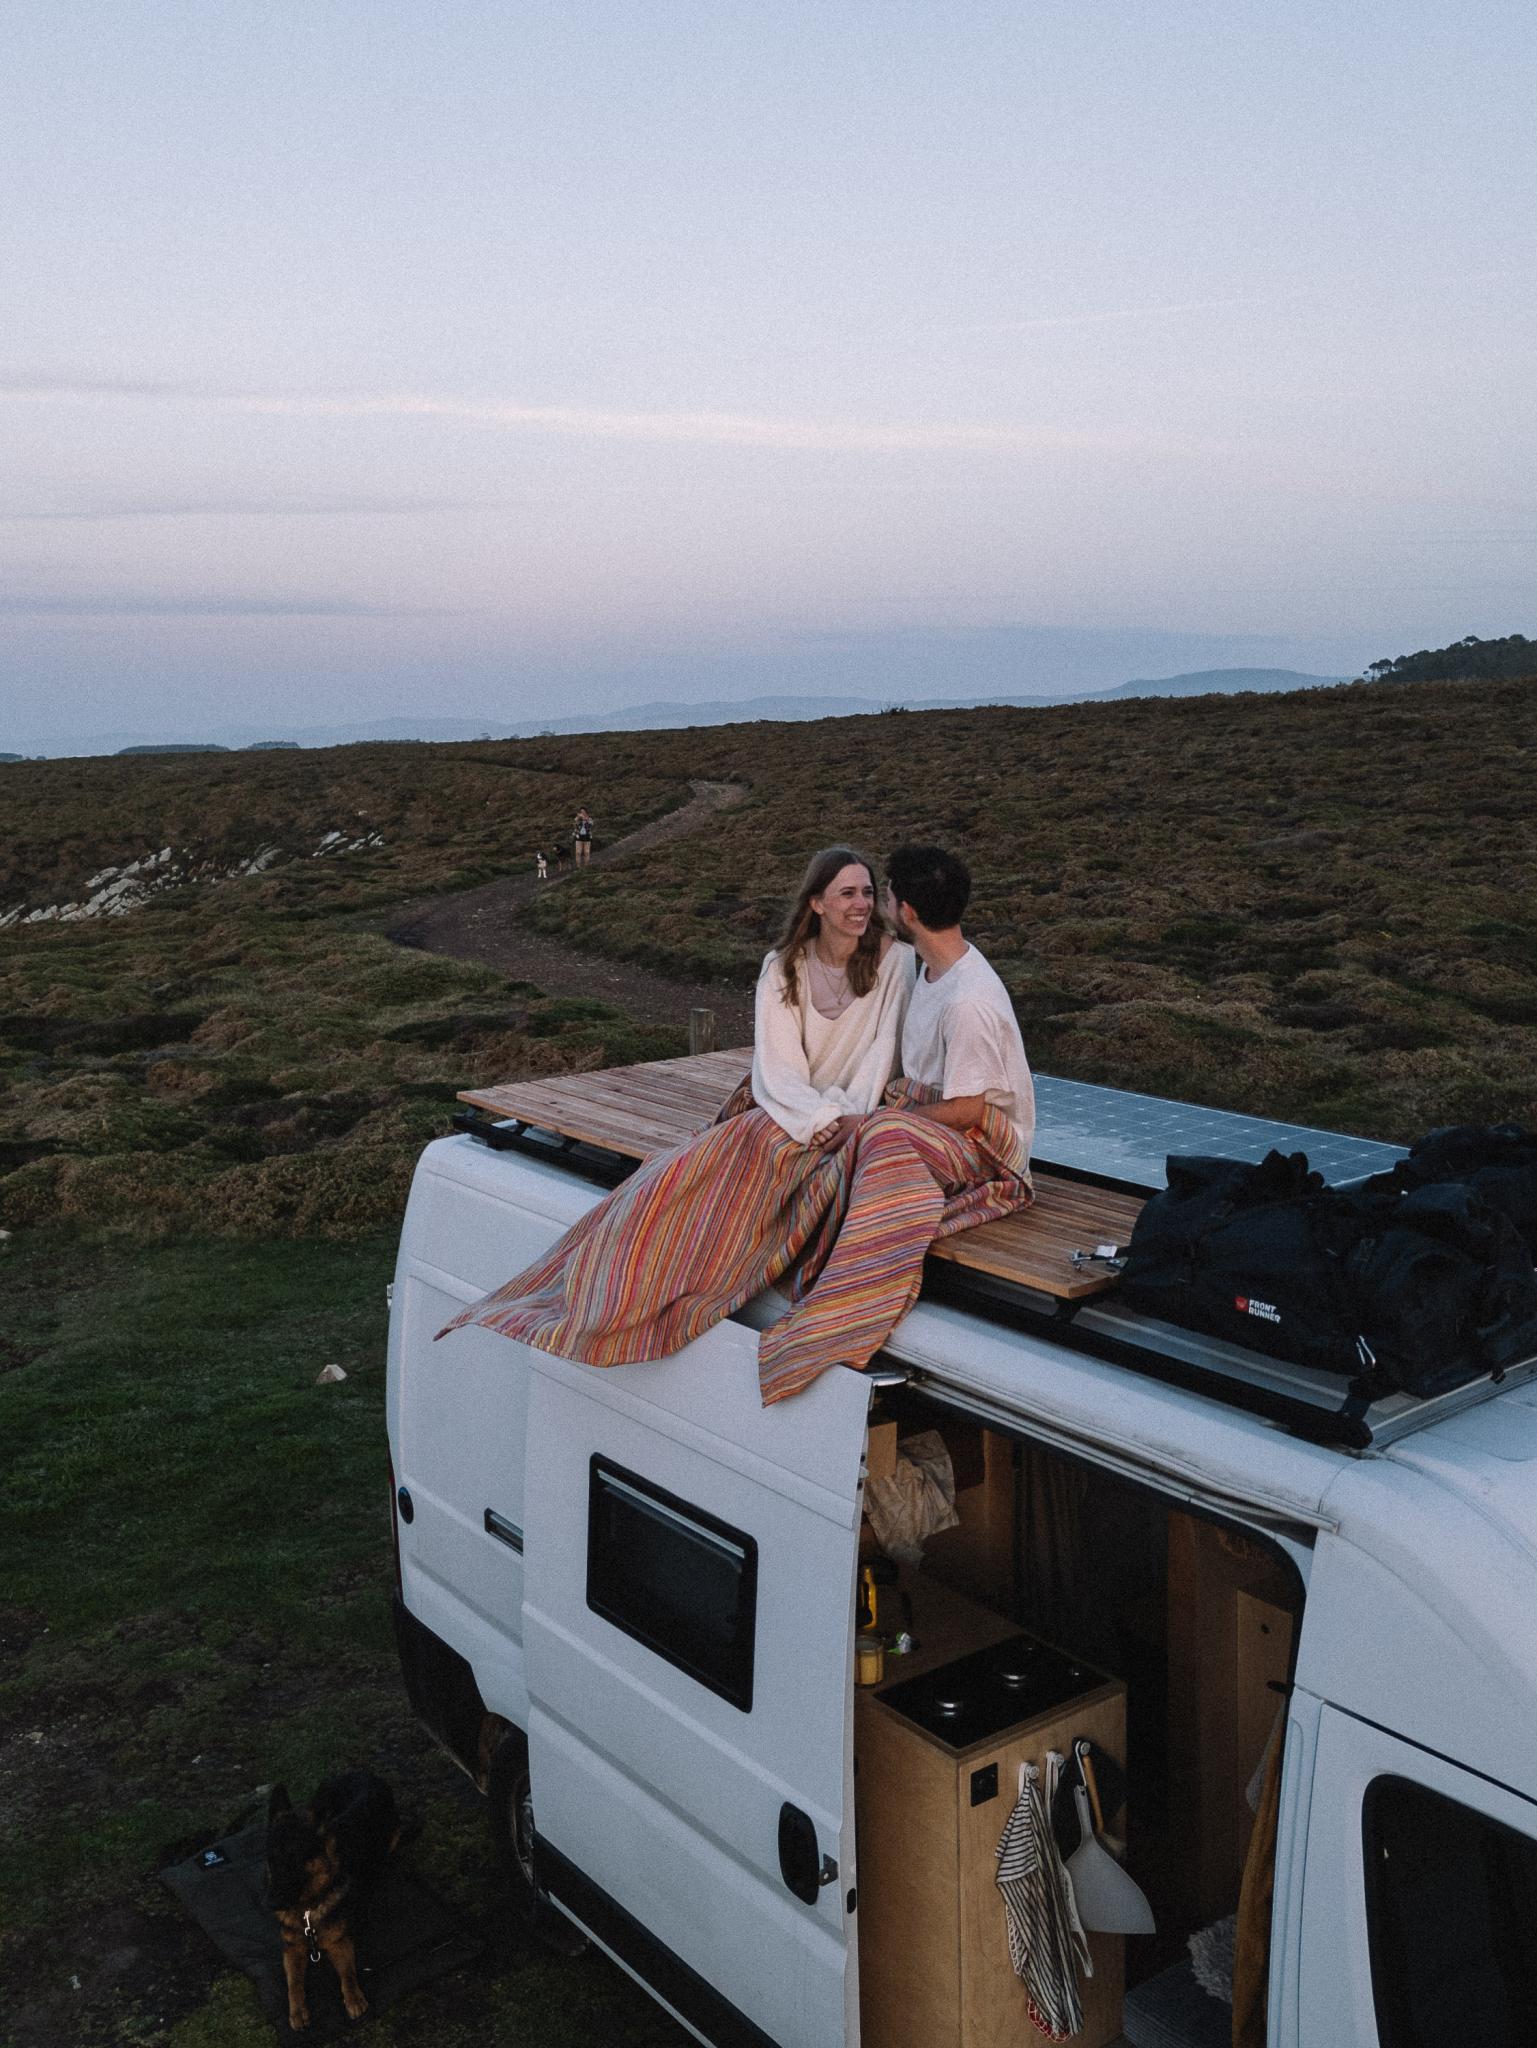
[0,594,451,618]
[238,393,1192,456]
[0,371,191,397]
[946,290,1318,337]
[0,495,487,522]
[946,264,1533,340]
[0,370,1202,457]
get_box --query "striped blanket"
[437,1079,1032,1405]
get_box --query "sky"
[2,0,1534,751]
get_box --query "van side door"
[1297,1703,1537,2045]
[521,1326,871,2048]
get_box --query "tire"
[486,1729,588,1956]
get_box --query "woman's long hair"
[773,846,886,1007]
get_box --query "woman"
[438,846,914,1376]
[751,845,915,1145]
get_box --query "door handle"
[778,1803,838,1903]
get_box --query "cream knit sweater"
[750,941,916,1145]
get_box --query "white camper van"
[385,1056,1537,2048]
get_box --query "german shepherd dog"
[265,1770,400,2031]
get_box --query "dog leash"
[301,1875,351,1965]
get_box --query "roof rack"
[916,1257,1536,1454]
[451,1108,637,1190]
[450,1053,1530,1455]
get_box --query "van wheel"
[487,1730,588,1957]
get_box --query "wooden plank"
[458,1048,750,1158]
[455,1049,1144,1302]
[927,1177,1143,1301]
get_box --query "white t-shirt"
[900,943,1035,1157]
[752,941,916,1145]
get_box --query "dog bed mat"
[161,1813,482,2040]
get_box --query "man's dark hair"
[886,845,971,929]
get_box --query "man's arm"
[906,1092,987,1130]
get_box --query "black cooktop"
[876,1633,1101,1752]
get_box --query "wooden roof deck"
[460,1050,1144,1303]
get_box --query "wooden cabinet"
[855,1584,1127,2048]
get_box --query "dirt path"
[385,778,756,1042]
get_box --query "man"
[756,844,1034,1402]
[884,843,1035,1161]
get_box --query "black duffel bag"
[1364,1123,1537,1259]
[1115,1150,1358,1376]
[1339,1181,1537,1395]
[1116,1149,1537,1397]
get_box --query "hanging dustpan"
[1063,1738,1155,1935]
[1050,1737,1127,1860]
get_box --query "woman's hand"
[812,1115,860,1153]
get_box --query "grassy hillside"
[1,676,1534,2042]
[0,736,688,908]
[0,744,695,1237]
[2,673,1535,1245]
[0,1231,687,2048]
[522,674,1537,1138]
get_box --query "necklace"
[807,947,855,1017]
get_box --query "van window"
[1364,1774,1537,2046]
[586,1457,758,1711]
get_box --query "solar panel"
[1033,1073,1404,1192]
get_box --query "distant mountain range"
[21,666,1347,758]
[488,667,1347,738]
[1062,666,1348,704]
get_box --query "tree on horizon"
[1365,632,1536,685]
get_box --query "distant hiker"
[535,851,549,880]
[573,807,594,867]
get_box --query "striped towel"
[995,1756,1088,2041]
[437,1078,1031,1405]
